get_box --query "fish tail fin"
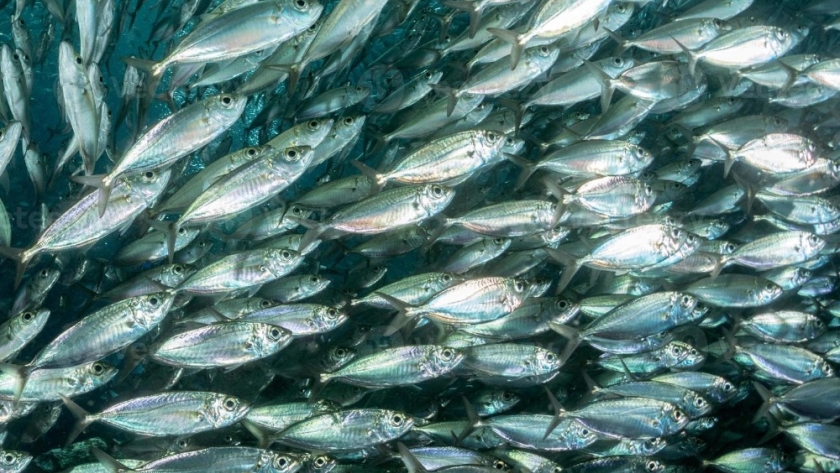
[487,28,527,70]
[547,321,582,363]
[455,395,483,445]
[350,159,386,190]
[542,177,568,222]
[544,248,581,294]
[375,292,419,336]
[579,56,615,113]
[542,384,568,440]
[444,1,481,39]
[242,419,274,449]
[429,83,459,117]
[510,157,537,190]
[671,36,699,79]
[752,381,776,424]
[710,254,726,279]
[0,246,29,289]
[776,60,798,93]
[70,173,112,217]
[730,170,756,213]
[60,394,95,446]
[122,56,163,96]
[91,447,133,473]
[289,216,326,254]
[0,363,32,405]
[603,27,629,54]
[397,442,430,473]
[705,137,735,178]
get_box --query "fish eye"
[726,242,737,252]
[177,227,187,235]
[310,275,321,283]
[487,131,497,141]
[672,345,683,355]
[442,274,452,282]
[327,308,338,318]
[493,460,506,470]
[539,46,549,54]
[681,295,692,307]
[809,235,820,245]
[177,439,188,448]
[286,148,297,159]
[545,352,557,362]
[144,171,155,180]
[773,117,783,126]
[673,409,685,421]
[148,296,160,306]
[553,468,562,473]
[580,427,590,436]
[295,0,306,7]
[355,86,363,92]
[39,269,49,277]
[514,280,525,291]
[221,96,232,105]
[247,148,257,156]
[275,456,290,468]
[314,456,327,467]
[21,311,33,321]
[644,185,653,195]
[558,300,569,309]
[2,453,14,464]
[502,391,514,401]
[713,19,722,27]
[390,414,404,425]
[695,397,706,407]
[269,327,283,340]
[343,117,354,125]
[173,264,184,274]
[613,57,623,66]
[292,206,303,214]
[335,348,347,357]
[765,282,776,291]
[441,348,454,360]
[223,397,238,410]
[646,460,659,471]
[425,71,432,79]
[308,23,318,31]
[308,120,319,129]
[281,250,292,259]
[91,362,105,374]
[259,299,272,309]
[432,185,444,196]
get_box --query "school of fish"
[0,0,839,471]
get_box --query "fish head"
[0,450,30,473]
[127,169,172,205]
[308,455,336,472]
[564,420,598,449]
[266,249,304,276]
[76,361,119,390]
[481,389,520,415]
[752,280,783,305]
[210,94,248,125]
[375,410,414,439]
[685,392,712,418]
[283,0,324,28]
[313,306,348,332]
[417,184,456,214]
[208,394,251,426]
[301,117,334,146]
[809,358,835,379]
[533,348,562,373]
[253,323,292,355]
[262,451,302,473]
[334,115,366,139]
[477,129,506,157]
[10,308,50,334]
[133,292,176,327]
[801,232,826,255]
[428,346,465,374]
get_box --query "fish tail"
[487,28,527,70]
[429,83,459,117]
[544,247,581,294]
[122,56,163,98]
[397,442,431,473]
[454,395,483,445]
[70,173,113,217]
[242,419,274,449]
[350,159,386,190]
[91,447,133,473]
[0,246,29,289]
[542,384,569,440]
[443,0,481,39]
[0,363,32,405]
[602,27,629,54]
[375,292,419,336]
[60,394,95,446]
[671,36,698,79]
[579,56,616,113]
